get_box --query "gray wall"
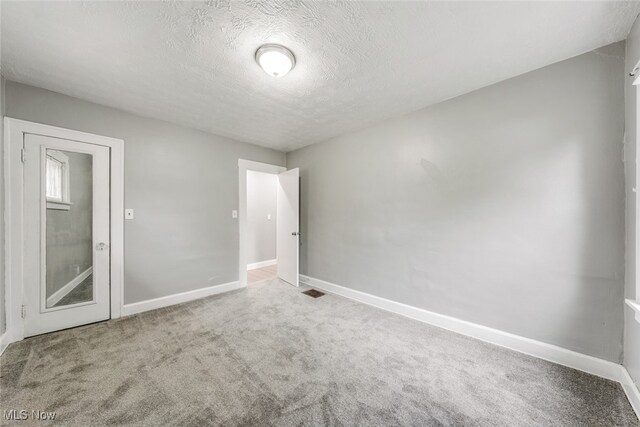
[46,152,93,297]
[625,16,640,388]
[287,42,626,362]
[5,81,285,304]
[246,170,277,265]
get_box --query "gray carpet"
[1,278,637,426]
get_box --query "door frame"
[3,118,124,346]
[238,159,286,287]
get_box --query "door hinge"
[20,148,26,163]
[21,305,26,319]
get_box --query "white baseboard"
[247,259,277,270]
[0,332,9,356]
[299,274,625,383]
[626,299,640,323]
[122,280,243,316]
[621,368,640,419]
[46,267,93,307]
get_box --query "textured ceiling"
[2,1,639,152]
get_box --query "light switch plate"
[232,210,238,219]
[267,213,271,220]
[125,209,134,220]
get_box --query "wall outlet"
[125,209,134,219]
[232,210,238,219]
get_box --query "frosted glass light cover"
[256,44,295,77]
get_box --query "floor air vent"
[302,289,325,298]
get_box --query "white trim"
[621,367,640,419]
[3,118,125,347]
[238,159,286,288]
[247,259,277,270]
[299,274,625,383]
[627,299,640,323]
[633,59,640,86]
[122,281,242,316]
[46,201,71,210]
[0,332,9,356]
[46,267,92,307]
[635,85,640,303]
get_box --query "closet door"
[23,133,111,337]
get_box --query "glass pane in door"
[45,149,94,308]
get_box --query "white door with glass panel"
[276,168,300,286]
[23,133,110,337]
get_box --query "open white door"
[277,168,299,287]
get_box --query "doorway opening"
[238,159,299,288]
[246,170,278,284]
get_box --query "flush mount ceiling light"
[255,44,296,77]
